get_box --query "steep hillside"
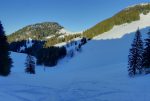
[94,12,150,40]
[83,3,150,38]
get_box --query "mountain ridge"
[83,3,150,38]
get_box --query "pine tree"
[0,21,12,76]
[128,28,143,76]
[142,29,150,74]
[25,54,35,74]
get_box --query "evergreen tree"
[128,28,143,76]
[143,29,150,74]
[0,21,12,76]
[25,54,35,74]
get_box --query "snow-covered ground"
[0,26,149,101]
[1,12,150,101]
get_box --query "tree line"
[44,34,81,47]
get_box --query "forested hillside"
[83,3,150,38]
[8,22,63,42]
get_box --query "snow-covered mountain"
[83,3,150,38]
[94,12,150,40]
[8,22,81,42]
[2,3,150,101]
[4,26,150,101]
[4,13,150,100]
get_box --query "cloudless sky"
[0,0,150,34]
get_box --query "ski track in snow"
[0,81,124,101]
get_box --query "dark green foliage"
[9,38,67,67]
[24,40,45,56]
[9,40,27,52]
[8,22,63,42]
[9,40,45,55]
[142,30,150,73]
[0,22,12,76]
[9,34,81,53]
[83,4,150,38]
[36,46,66,67]
[25,54,35,74]
[128,29,143,77]
[44,34,81,47]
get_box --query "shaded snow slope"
[0,27,150,101]
[94,13,150,40]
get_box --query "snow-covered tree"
[0,21,12,76]
[25,54,35,74]
[128,28,143,76]
[143,29,150,74]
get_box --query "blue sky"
[0,0,150,34]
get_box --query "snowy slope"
[2,10,150,101]
[0,26,150,101]
[94,12,150,40]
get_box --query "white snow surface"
[2,27,150,101]
[1,13,150,101]
[94,13,150,40]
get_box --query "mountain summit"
[8,22,67,42]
